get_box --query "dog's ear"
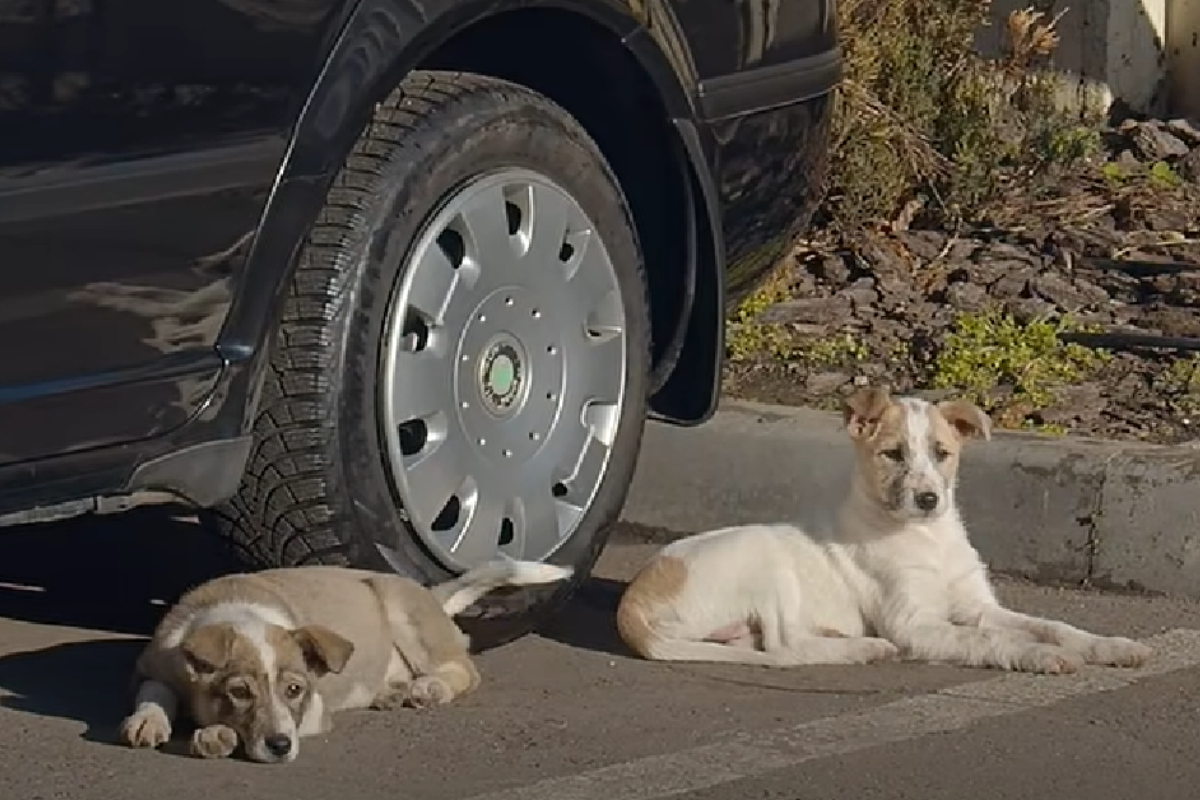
[180,624,236,676]
[842,386,892,440]
[292,625,354,677]
[937,399,992,442]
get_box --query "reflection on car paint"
[0,0,838,507]
[714,93,833,305]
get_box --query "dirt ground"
[725,118,1200,445]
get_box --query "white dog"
[616,387,1152,674]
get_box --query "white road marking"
[465,629,1200,800]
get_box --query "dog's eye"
[934,446,951,462]
[227,684,254,702]
[284,682,304,700]
[881,447,904,462]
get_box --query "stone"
[1130,123,1191,161]
[946,239,981,263]
[1162,272,1200,307]
[1073,277,1111,307]
[1165,118,1200,146]
[840,277,880,310]
[895,230,949,261]
[812,254,852,286]
[805,371,851,395]
[902,301,941,323]
[1088,270,1142,305]
[1115,149,1143,170]
[867,317,911,340]
[990,271,1031,300]
[1140,306,1200,337]
[1073,309,1119,328]
[956,260,1011,288]
[856,235,910,276]
[980,242,1038,263]
[758,296,852,327]
[944,281,988,310]
[1179,149,1200,184]
[1146,205,1195,232]
[856,362,890,381]
[1004,297,1056,323]
[1031,272,1106,311]
[1115,372,1144,400]
[1039,382,1106,427]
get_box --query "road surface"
[1,511,1199,800]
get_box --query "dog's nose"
[914,492,939,512]
[264,734,293,758]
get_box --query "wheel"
[207,70,651,648]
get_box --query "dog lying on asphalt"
[119,559,572,763]
[617,386,1152,674]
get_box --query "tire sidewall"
[332,87,650,645]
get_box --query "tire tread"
[208,71,650,644]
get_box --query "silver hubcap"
[379,168,628,571]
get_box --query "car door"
[0,0,330,466]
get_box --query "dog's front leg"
[369,683,412,711]
[190,724,239,759]
[119,679,179,749]
[949,567,1152,669]
[978,605,1151,668]
[879,587,1080,674]
[299,692,334,736]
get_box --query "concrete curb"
[619,400,1200,598]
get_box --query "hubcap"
[477,334,525,417]
[379,168,628,571]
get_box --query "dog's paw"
[369,686,408,712]
[119,707,172,749]
[190,724,238,759]
[858,638,900,663]
[1085,636,1152,668]
[1015,644,1082,675]
[405,676,454,708]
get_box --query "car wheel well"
[417,8,694,381]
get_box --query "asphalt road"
[2,512,1200,800]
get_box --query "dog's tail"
[432,558,574,616]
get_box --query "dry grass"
[822,1,1103,232]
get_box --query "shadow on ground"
[0,509,239,741]
[0,511,641,740]
[538,575,636,659]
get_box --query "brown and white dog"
[119,559,572,763]
[617,387,1152,674]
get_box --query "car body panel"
[0,0,840,517]
[0,0,320,465]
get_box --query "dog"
[616,386,1152,674]
[119,558,572,763]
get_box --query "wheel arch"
[216,0,724,436]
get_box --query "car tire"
[205,70,650,649]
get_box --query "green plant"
[1163,355,1200,392]
[930,308,1109,413]
[1102,161,1126,186]
[1149,160,1183,189]
[796,332,870,366]
[1154,355,1200,418]
[725,268,795,361]
[1029,123,1103,171]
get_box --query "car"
[0,0,840,647]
